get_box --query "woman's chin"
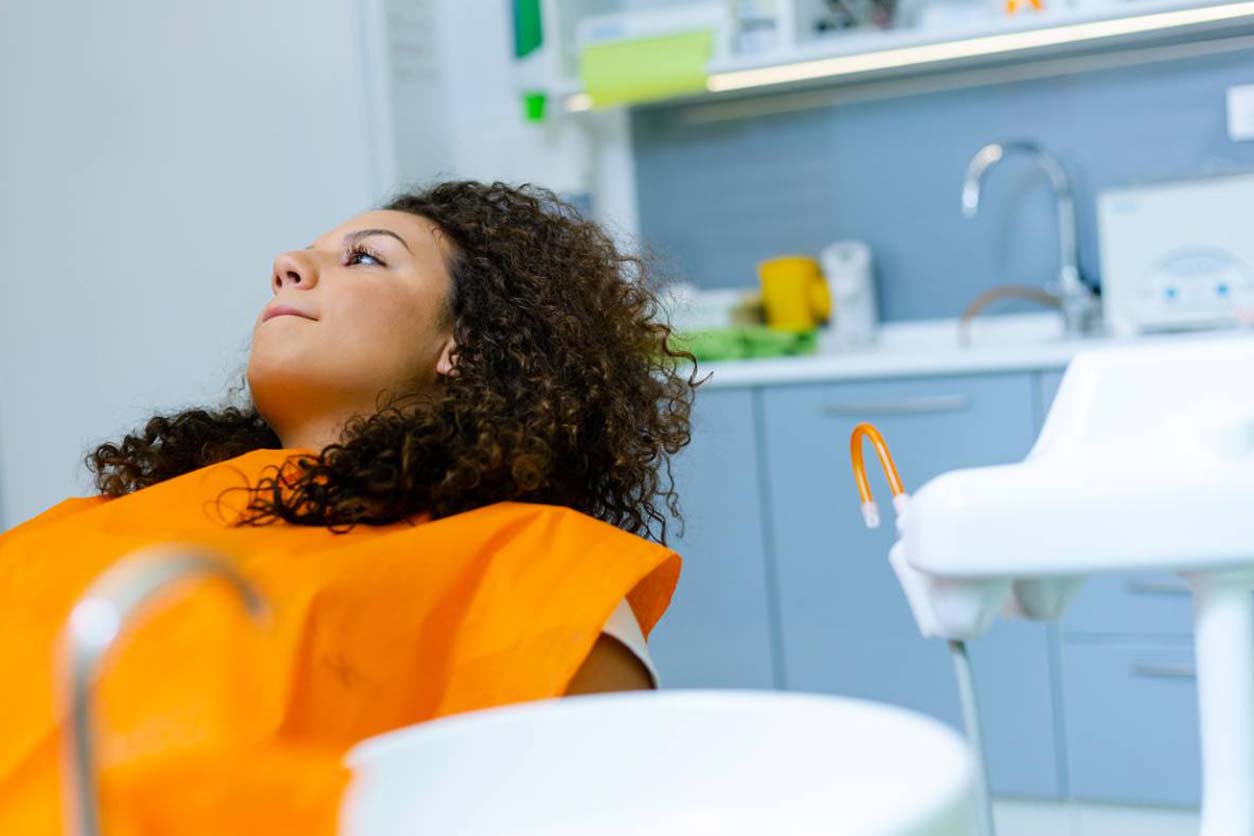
[245,356,309,402]
[247,338,313,379]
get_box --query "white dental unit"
[886,333,1254,836]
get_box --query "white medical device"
[1098,172,1254,338]
[884,333,1254,836]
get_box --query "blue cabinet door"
[1061,642,1200,806]
[761,373,1062,798]
[1065,573,1195,639]
[648,387,778,690]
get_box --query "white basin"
[873,311,1067,353]
[340,690,976,836]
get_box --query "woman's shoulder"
[1,495,110,542]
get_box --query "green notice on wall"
[579,30,713,108]
[513,0,543,59]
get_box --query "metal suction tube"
[59,546,266,836]
[949,639,996,836]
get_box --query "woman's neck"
[275,413,351,453]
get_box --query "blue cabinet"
[649,387,778,689]
[760,373,1062,798]
[1065,574,1195,639]
[1060,642,1201,806]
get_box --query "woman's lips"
[262,304,316,323]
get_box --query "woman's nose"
[271,251,319,293]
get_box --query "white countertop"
[697,313,1232,388]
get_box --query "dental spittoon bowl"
[341,689,977,836]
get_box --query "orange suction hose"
[850,423,906,528]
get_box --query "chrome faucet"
[60,547,267,836]
[961,141,1100,336]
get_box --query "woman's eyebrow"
[305,228,413,253]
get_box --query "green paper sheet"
[675,327,819,362]
[579,30,713,108]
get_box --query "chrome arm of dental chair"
[59,546,266,836]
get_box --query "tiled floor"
[993,799,1198,836]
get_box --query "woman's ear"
[435,335,458,378]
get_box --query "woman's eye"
[346,247,385,267]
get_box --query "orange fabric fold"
[0,449,681,834]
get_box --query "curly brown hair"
[87,181,700,543]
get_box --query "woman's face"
[247,209,456,440]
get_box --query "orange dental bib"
[0,449,680,834]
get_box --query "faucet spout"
[961,141,1097,335]
[961,143,1005,218]
[59,546,267,836]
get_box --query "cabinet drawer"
[1061,642,1200,807]
[1064,574,1194,638]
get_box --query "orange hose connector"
[850,423,906,529]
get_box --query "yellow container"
[758,255,831,332]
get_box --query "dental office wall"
[0,0,640,531]
[633,45,1254,321]
[0,0,633,532]
[0,1,394,528]
[408,2,641,239]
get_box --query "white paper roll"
[821,240,878,348]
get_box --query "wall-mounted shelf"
[548,0,1254,113]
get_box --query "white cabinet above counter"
[532,0,1254,113]
[697,312,1249,388]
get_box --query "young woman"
[0,181,698,832]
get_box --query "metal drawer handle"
[821,394,970,417]
[1127,579,1191,596]
[1133,662,1196,679]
